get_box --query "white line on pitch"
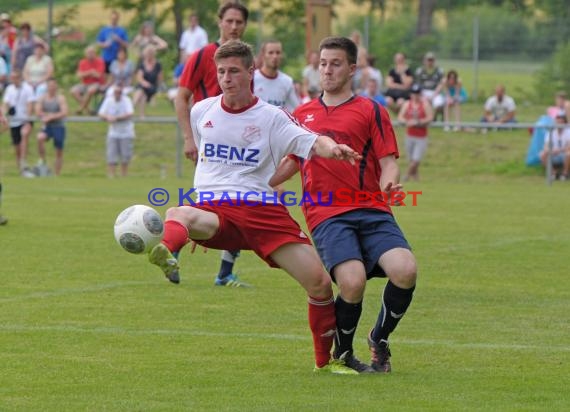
[2,324,569,353]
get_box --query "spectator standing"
[96,10,129,73]
[35,78,68,176]
[98,84,135,178]
[131,21,167,64]
[481,84,517,126]
[385,52,413,112]
[179,14,208,61]
[132,45,163,118]
[70,46,106,115]
[2,70,35,175]
[23,43,53,98]
[398,84,433,181]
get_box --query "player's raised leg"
[369,247,417,372]
[149,206,219,283]
[270,243,357,375]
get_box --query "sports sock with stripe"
[308,295,336,368]
[371,281,415,343]
[333,295,362,357]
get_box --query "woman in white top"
[23,43,53,98]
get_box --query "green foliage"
[439,5,530,60]
[535,42,570,105]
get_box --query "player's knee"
[306,270,332,297]
[338,276,366,300]
[391,258,417,287]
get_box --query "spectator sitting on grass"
[481,84,517,127]
[442,70,467,132]
[547,91,570,120]
[539,111,570,181]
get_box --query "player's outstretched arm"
[269,156,299,187]
[175,87,198,162]
[311,135,362,164]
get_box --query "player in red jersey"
[270,37,417,373]
[174,1,249,287]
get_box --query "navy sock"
[371,281,415,343]
[333,295,362,357]
[217,250,240,279]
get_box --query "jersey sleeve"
[190,100,206,147]
[179,48,204,91]
[270,108,317,162]
[370,101,399,159]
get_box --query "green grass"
[1,104,569,410]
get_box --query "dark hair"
[218,1,249,22]
[319,37,358,65]
[447,70,458,80]
[214,40,254,69]
[20,22,31,31]
[118,46,128,56]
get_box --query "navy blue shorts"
[42,125,66,150]
[311,209,411,279]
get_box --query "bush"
[534,42,570,105]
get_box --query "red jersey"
[293,96,400,231]
[78,57,106,85]
[179,42,221,103]
[404,100,428,138]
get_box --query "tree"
[416,0,436,36]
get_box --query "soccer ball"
[114,205,164,254]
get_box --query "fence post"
[472,15,479,102]
[546,126,553,186]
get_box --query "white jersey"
[190,95,316,200]
[254,69,300,112]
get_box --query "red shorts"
[192,203,312,268]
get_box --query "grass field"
[1,109,569,410]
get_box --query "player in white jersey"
[148,40,361,374]
[253,40,300,112]
[214,40,301,286]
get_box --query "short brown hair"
[319,37,358,65]
[214,40,254,69]
[218,1,249,22]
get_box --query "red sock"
[161,220,189,252]
[308,295,336,368]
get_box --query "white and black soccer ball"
[114,205,164,254]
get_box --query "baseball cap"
[410,83,422,94]
[424,51,435,60]
[0,13,10,21]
